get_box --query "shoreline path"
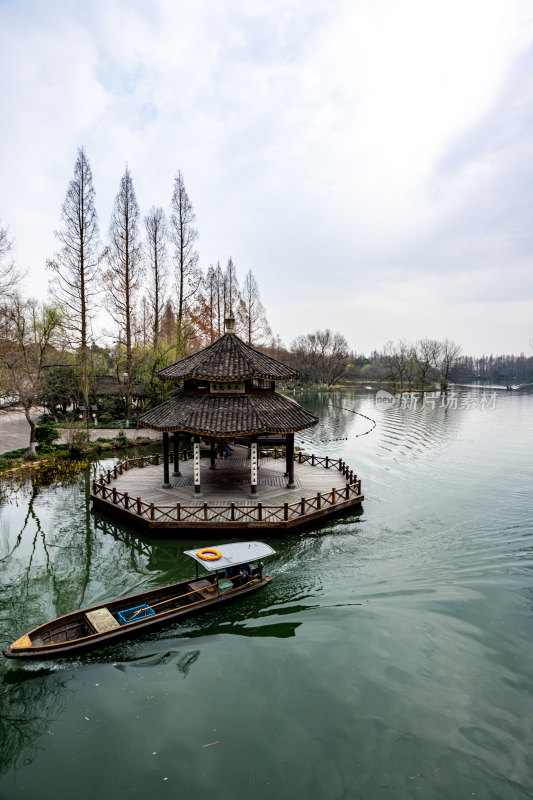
[0,409,162,456]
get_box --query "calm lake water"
[1,387,532,800]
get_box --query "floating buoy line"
[298,406,377,445]
[330,404,377,437]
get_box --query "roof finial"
[225,317,235,334]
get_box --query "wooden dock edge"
[90,492,364,532]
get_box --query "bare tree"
[435,339,462,390]
[104,167,142,421]
[204,265,217,343]
[169,170,201,356]
[47,148,102,413]
[144,206,168,348]
[414,338,441,389]
[290,329,350,385]
[224,256,241,320]
[0,222,21,301]
[238,269,272,345]
[0,297,63,453]
[382,340,405,389]
[215,261,224,336]
[382,339,415,389]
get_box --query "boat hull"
[4,575,271,660]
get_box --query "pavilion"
[138,318,319,497]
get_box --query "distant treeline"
[459,353,533,384]
[355,344,533,387]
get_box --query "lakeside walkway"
[0,408,163,456]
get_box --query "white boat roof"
[184,541,276,572]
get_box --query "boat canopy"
[184,541,275,572]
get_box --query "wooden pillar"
[173,432,181,476]
[287,432,296,488]
[193,436,202,496]
[162,432,171,488]
[249,436,258,498]
[210,439,216,470]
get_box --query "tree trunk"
[24,407,37,456]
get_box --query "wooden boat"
[4,541,275,660]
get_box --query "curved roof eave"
[138,392,318,437]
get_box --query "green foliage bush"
[63,422,90,457]
[114,429,128,447]
[35,422,60,451]
[96,395,126,419]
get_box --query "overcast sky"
[1,0,532,356]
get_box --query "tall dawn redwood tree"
[47,148,102,412]
[144,206,168,348]
[104,167,142,420]
[169,169,200,357]
[239,269,272,345]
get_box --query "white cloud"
[1,0,532,356]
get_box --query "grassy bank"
[0,435,157,477]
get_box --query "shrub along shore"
[0,428,157,478]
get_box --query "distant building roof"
[90,376,146,397]
[139,392,317,436]
[158,332,298,382]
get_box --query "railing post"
[177,503,181,521]
[150,502,155,521]
[124,492,129,509]
[112,487,117,504]
[346,483,350,498]
[113,465,117,479]
[204,502,208,520]
[299,452,302,464]
[317,492,321,509]
[231,502,235,521]
[332,488,336,504]
[107,469,111,483]
[284,502,289,521]
[155,453,159,466]
[258,502,262,521]
[140,455,144,468]
[300,497,305,515]
[136,497,141,514]
[311,454,315,466]
[125,458,129,471]
[325,456,329,468]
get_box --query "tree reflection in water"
[0,668,73,772]
[0,459,199,774]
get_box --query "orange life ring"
[197,548,221,561]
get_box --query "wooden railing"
[91,449,363,524]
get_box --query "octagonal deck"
[90,446,364,532]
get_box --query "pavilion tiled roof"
[139,392,318,436]
[158,333,299,382]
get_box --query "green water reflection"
[1,389,533,799]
